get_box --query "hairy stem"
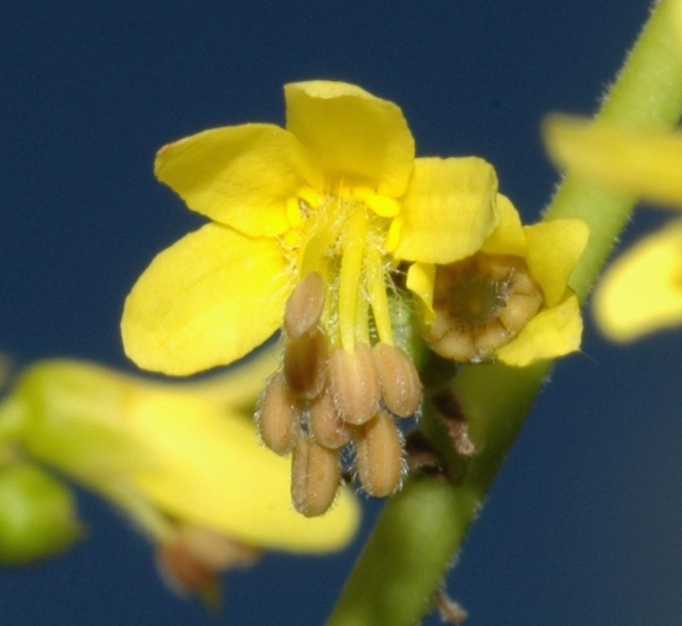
[327,2,682,625]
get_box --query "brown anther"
[372,343,422,418]
[284,272,326,339]
[425,253,544,362]
[283,328,328,400]
[309,388,352,449]
[179,526,261,572]
[328,343,381,425]
[156,540,217,598]
[355,412,404,497]
[291,433,341,517]
[257,373,299,455]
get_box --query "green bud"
[0,463,82,565]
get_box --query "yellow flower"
[5,350,359,564]
[407,194,588,366]
[120,80,500,514]
[544,115,682,341]
[121,80,498,376]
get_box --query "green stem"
[327,2,682,625]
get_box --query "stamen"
[384,216,403,253]
[283,329,328,400]
[328,343,380,425]
[366,245,394,345]
[338,210,368,351]
[372,343,422,418]
[352,187,401,217]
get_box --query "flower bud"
[291,433,341,517]
[355,412,404,497]
[0,463,82,565]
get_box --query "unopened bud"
[355,412,404,497]
[291,434,341,517]
[430,323,476,362]
[283,328,328,399]
[284,272,326,339]
[372,343,422,418]
[473,321,509,359]
[329,343,380,425]
[257,373,299,455]
[0,464,82,565]
[309,389,351,449]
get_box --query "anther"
[372,343,422,418]
[309,388,352,449]
[284,328,328,400]
[257,373,299,455]
[328,343,381,425]
[355,412,404,497]
[284,272,326,339]
[291,433,341,517]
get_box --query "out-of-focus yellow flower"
[543,114,682,341]
[121,80,499,377]
[544,115,682,208]
[407,195,588,366]
[3,352,359,556]
[593,223,682,341]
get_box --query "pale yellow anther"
[355,412,404,497]
[291,433,341,517]
[257,372,299,455]
[328,343,381,425]
[353,187,401,218]
[384,217,402,253]
[298,186,324,209]
[310,389,351,450]
[284,272,326,339]
[283,328,328,400]
[286,197,304,228]
[372,343,422,418]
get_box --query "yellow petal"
[496,294,582,367]
[406,262,436,316]
[130,389,360,554]
[594,221,682,341]
[155,124,321,237]
[122,223,291,376]
[285,81,415,197]
[525,219,589,307]
[543,115,682,208]
[481,194,527,257]
[393,157,499,264]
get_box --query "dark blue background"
[2,2,680,625]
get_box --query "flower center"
[256,186,423,516]
[426,253,544,362]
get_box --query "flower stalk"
[326,1,682,625]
